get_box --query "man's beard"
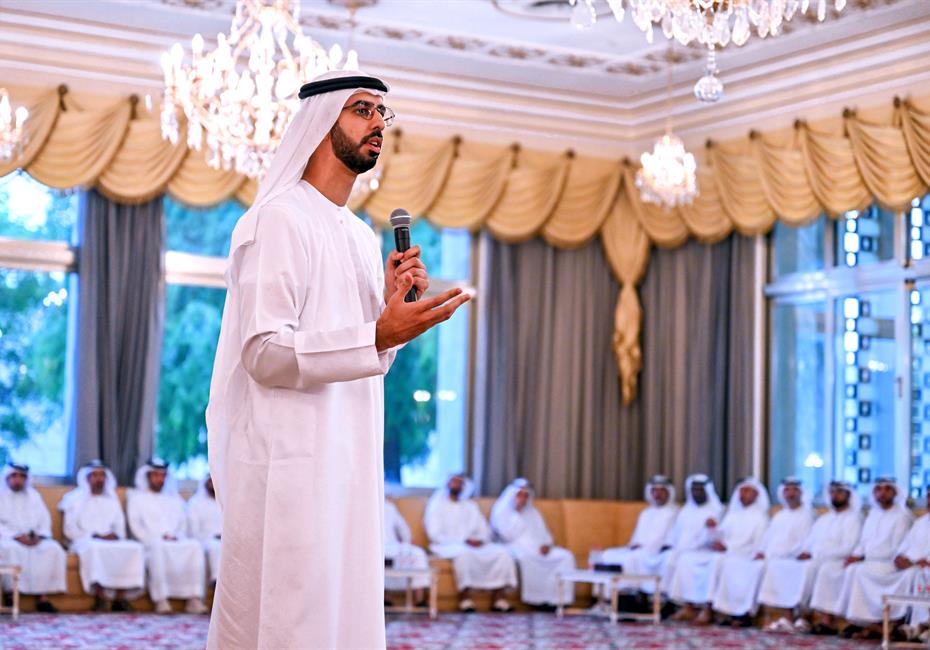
[330,122,379,174]
[831,498,848,509]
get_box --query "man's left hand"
[385,246,429,302]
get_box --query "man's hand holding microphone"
[375,208,471,352]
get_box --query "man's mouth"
[365,136,382,154]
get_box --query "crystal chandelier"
[635,47,697,209]
[636,133,698,208]
[161,0,359,178]
[0,89,29,163]
[570,0,848,103]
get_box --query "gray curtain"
[473,232,756,500]
[71,190,164,484]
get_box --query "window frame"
[766,207,923,498]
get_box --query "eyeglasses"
[342,100,395,127]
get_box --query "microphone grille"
[389,208,412,228]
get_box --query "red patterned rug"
[0,613,879,649]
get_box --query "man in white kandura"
[823,477,920,640]
[0,462,66,612]
[186,475,222,586]
[384,497,430,606]
[59,460,145,612]
[660,474,724,601]
[491,478,575,609]
[206,69,468,649]
[758,479,862,634]
[809,477,912,637]
[667,477,769,625]
[127,460,207,615]
[601,475,679,597]
[711,477,813,626]
[902,488,930,643]
[425,473,518,613]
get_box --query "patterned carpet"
[0,613,880,649]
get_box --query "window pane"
[384,303,469,488]
[163,195,244,257]
[381,218,471,280]
[0,269,73,475]
[836,290,899,495]
[155,284,226,480]
[769,300,827,497]
[910,285,930,498]
[907,194,930,263]
[0,172,77,242]
[770,216,826,278]
[836,203,896,267]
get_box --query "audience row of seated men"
[0,460,222,613]
[384,474,575,612]
[4,460,930,641]
[608,474,930,642]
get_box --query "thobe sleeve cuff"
[292,321,386,384]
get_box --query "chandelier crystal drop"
[636,132,698,209]
[160,0,359,178]
[568,0,848,102]
[0,89,29,163]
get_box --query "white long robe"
[207,180,397,648]
[128,489,205,602]
[842,512,929,623]
[810,504,912,616]
[0,485,66,595]
[909,565,930,626]
[667,486,769,606]
[425,497,517,591]
[601,501,679,592]
[657,494,724,596]
[491,489,574,606]
[757,505,862,610]
[712,504,813,616]
[187,491,223,584]
[61,494,145,593]
[384,500,430,591]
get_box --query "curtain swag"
[4,85,929,404]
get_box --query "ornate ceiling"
[0,0,927,156]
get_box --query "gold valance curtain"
[4,85,930,404]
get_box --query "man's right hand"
[797,552,812,561]
[14,534,34,546]
[465,539,483,548]
[844,555,864,567]
[375,274,471,351]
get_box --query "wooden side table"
[556,569,661,624]
[384,567,438,619]
[882,594,930,650]
[0,565,21,621]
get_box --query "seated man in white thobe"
[758,479,862,633]
[902,488,930,643]
[59,460,145,611]
[661,474,724,605]
[424,473,518,612]
[0,462,66,612]
[186,475,222,585]
[127,460,207,614]
[384,498,430,606]
[809,476,913,637]
[491,478,575,609]
[711,476,813,627]
[667,476,769,625]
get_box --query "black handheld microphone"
[389,208,419,303]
